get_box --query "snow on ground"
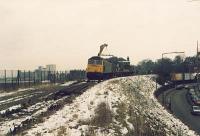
[0,97,65,135]
[0,104,22,115]
[21,76,198,135]
[60,81,77,87]
[0,81,79,135]
[0,88,35,98]
[0,94,37,106]
[25,79,126,136]
[0,81,76,99]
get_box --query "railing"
[0,70,86,90]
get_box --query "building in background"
[46,64,56,73]
[35,65,56,72]
[38,66,47,72]
[34,64,56,81]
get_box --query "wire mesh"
[0,70,86,91]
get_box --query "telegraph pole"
[196,40,200,91]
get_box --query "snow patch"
[0,104,22,115]
[22,76,197,136]
[60,81,77,87]
[0,88,35,98]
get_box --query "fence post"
[48,71,50,82]
[58,71,60,82]
[33,72,35,85]
[24,70,26,87]
[54,71,56,83]
[4,70,6,91]
[11,70,14,89]
[65,71,67,81]
[61,71,64,82]
[29,71,31,87]
[59,71,61,82]
[17,70,19,87]
[60,71,62,82]
[44,71,46,82]
[57,71,59,83]
[40,71,42,84]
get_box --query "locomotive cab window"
[88,59,102,65]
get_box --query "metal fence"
[0,70,86,90]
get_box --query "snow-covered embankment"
[26,76,197,136]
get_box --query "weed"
[90,102,113,128]
[90,101,94,105]
[57,126,67,136]
[72,114,78,119]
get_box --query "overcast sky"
[0,0,200,70]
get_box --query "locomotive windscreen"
[88,57,103,65]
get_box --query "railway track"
[46,82,95,100]
[0,81,96,135]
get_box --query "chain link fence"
[0,70,86,90]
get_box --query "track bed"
[0,82,96,135]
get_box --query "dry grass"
[35,132,42,136]
[57,126,67,136]
[90,102,113,128]
[72,114,78,119]
[84,126,97,136]
[109,80,120,85]
[77,102,113,136]
[78,102,113,127]
[90,101,94,105]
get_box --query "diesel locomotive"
[86,44,134,80]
